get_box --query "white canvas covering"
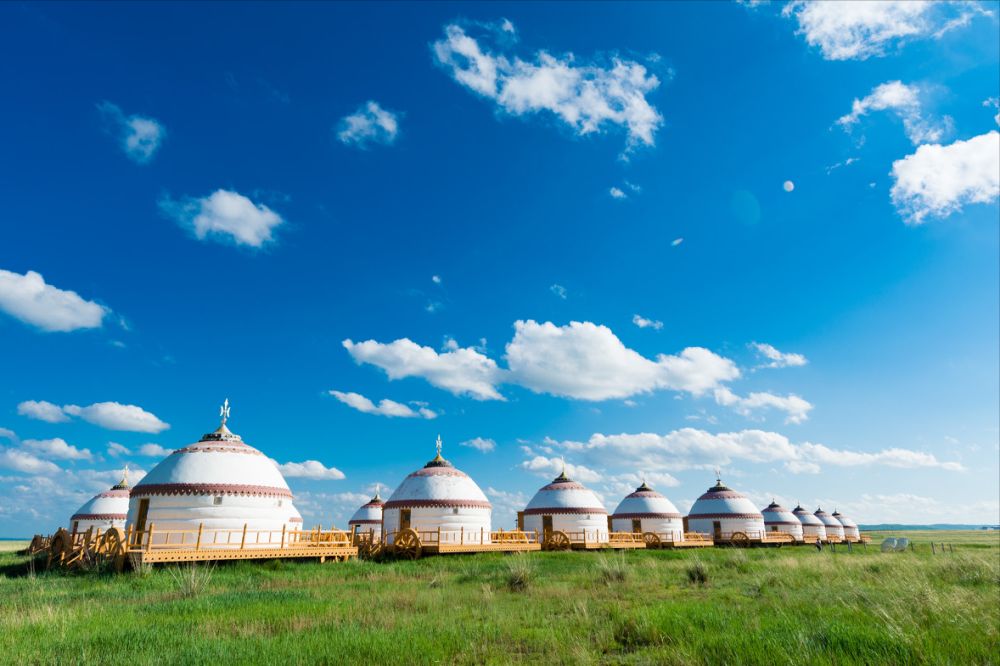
[348,488,385,531]
[760,500,804,541]
[69,471,131,533]
[523,471,608,544]
[686,480,765,539]
[610,481,683,541]
[792,504,827,541]
[832,511,860,540]
[815,508,845,540]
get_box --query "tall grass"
[594,549,630,585]
[502,553,536,592]
[167,562,215,598]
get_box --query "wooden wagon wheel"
[543,530,571,552]
[393,528,422,560]
[642,532,662,550]
[101,527,128,572]
[730,532,751,548]
[27,535,44,556]
[47,528,73,570]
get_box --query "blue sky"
[1,1,998,537]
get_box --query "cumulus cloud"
[714,387,814,424]
[0,269,110,332]
[890,131,999,224]
[137,443,173,457]
[337,101,400,148]
[782,1,989,61]
[459,437,496,453]
[751,342,808,369]
[784,460,822,474]
[21,438,93,461]
[632,314,663,330]
[836,81,952,145]
[609,187,627,199]
[329,391,436,419]
[97,101,166,163]
[106,442,131,457]
[272,459,346,480]
[433,22,663,154]
[159,189,285,248]
[63,402,170,434]
[0,428,18,445]
[17,400,71,423]
[797,441,966,471]
[0,447,61,474]
[516,455,602,482]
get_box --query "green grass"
[0,530,996,665]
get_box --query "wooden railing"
[124,522,352,552]
[608,532,645,545]
[715,530,795,542]
[383,527,537,546]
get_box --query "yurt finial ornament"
[436,434,442,457]
[220,398,231,426]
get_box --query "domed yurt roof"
[611,479,681,519]
[815,507,845,532]
[687,479,762,520]
[831,510,858,529]
[382,438,491,512]
[130,402,293,503]
[70,467,132,526]
[524,465,606,516]
[761,500,797,521]
[792,503,825,526]
[349,487,386,527]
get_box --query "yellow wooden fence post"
[281,524,286,549]
[196,523,204,551]
[241,524,248,550]
[461,526,464,545]
[145,523,154,553]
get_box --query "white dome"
[523,471,608,544]
[125,417,302,547]
[815,507,845,539]
[349,488,385,528]
[760,500,804,540]
[686,480,765,537]
[70,471,131,533]
[832,510,860,539]
[610,481,682,539]
[382,443,492,545]
[792,504,827,540]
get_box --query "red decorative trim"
[406,468,470,479]
[611,512,681,520]
[173,443,260,455]
[523,507,607,516]
[289,517,303,523]
[383,499,492,510]
[696,490,748,500]
[360,501,385,509]
[95,489,130,499]
[131,483,293,499]
[762,520,802,526]
[349,519,382,525]
[70,513,127,521]
[624,490,665,499]
[687,513,763,520]
[537,482,589,492]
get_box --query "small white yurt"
[686,477,765,539]
[69,468,132,533]
[522,467,608,544]
[792,504,827,541]
[125,402,303,547]
[610,479,683,541]
[815,507,845,541]
[832,510,860,540]
[760,500,804,541]
[348,487,385,533]
[382,438,492,545]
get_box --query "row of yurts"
[67,412,860,544]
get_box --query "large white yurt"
[815,507,845,541]
[832,510,860,540]
[522,467,608,544]
[685,478,765,539]
[125,402,303,547]
[760,500,804,541]
[792,504,827,541]
[69,468,132,533]
[381,438,492,545]
[348,487,385,533]
[610,479,683,541]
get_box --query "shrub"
[168,562,215,598]
[503,553,536,592]
[686,561,708,585]
[595,551,630,585]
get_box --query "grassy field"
[0,530,996,665]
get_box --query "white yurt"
[792,504,827,541]
[381,438,492,545]
[760,500,804,541]
[832,510,860,540]
[610,479,683,541]
[69,468,132,533]
[522,467,608,544]
[125,402,303,547]
[815,507,845,541]
[348,487,385,533]
[685,477,765,539]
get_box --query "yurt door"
[400,509,411,530]
[542,515,553,538]
[72,521,79,533]
[135,499,150,534]
[713,521,721,539]
[632,519,642,534]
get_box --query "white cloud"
[272,459,346,480]
[782,1,989,61]
[17,400,71,423]
[890,131,1000,224]
[137,443,173,457]
[516,455,602,482]
[610,187,627,199]
[459,437,496,453]
[797,441,966,471]
[433,22,663,154]
[751,342,808,369]
[624,181,641,193]
[337,101,400,148]
[550,284,567,299]
[836,81,952,145]
[632,314,663,330]
[0,269,110,332]
[97,101,166,163]
[106,442,130,457]
[63,402,170,434]
[0,428,18,445]
[714,387,814,424]
[504,320,739,401]
[984,97,999,127]
[329,391,436,419]
[343,337,506,401]
[0,447,61,474]
[784,460,822,474]
[159,189,285,248]
[432,275,442,284]
[485,487,529,527]
[21,438,92,461]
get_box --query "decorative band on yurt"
[130,483,293,499]
[70,513,127,521]
[761,520,803,526]
[611,512,681,520]
[289,517,303,523]
[348,519,382,525]
[382,499,492,510]
[686,512,763,520]
[523,507,608,516]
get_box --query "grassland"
[0,530,996,666]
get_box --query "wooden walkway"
[384,527,541,559]
[643,532,715,549]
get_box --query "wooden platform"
[713,530,795,548]
[385,528,541,559]
[644,532,715,549]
